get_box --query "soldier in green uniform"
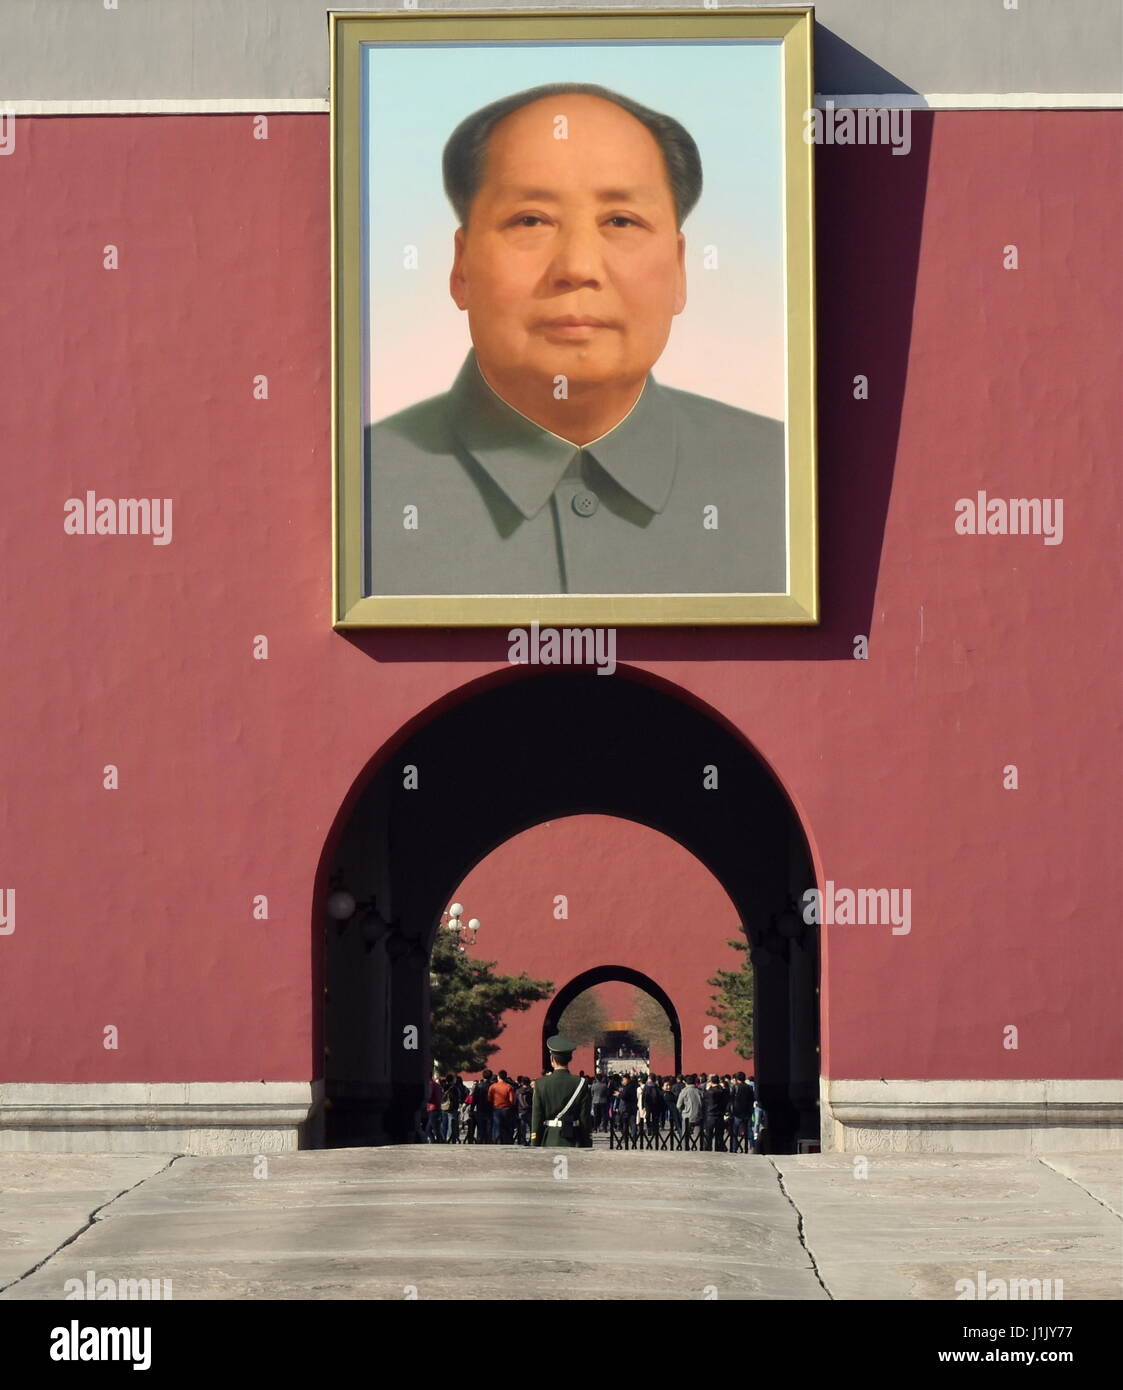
[531,1035,594,1148]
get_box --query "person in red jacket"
[488,1069,518,1144]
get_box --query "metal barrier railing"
[605,1119,759,1153]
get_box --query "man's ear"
[673,232,687,316]
[450,226,469,310]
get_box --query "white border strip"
[2,93,1119,116]
[821,92,1122,109]
[824,1078,1123,1104]
[0,1079,322,1123]
[2,98,330,115]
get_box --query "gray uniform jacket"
[365,351,786,597]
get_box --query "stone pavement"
[0,1149,1119,1301]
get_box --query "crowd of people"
[420,1068,766,1152]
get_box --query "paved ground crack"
[0,1154,186,1295]
[769,1158,833,1299]
[1037,1157,1122,1220]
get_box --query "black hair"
[443,82,703,230]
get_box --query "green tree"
[558,987,608,1047]
[630,989,674,1055]
[706,937,755,1060]
[428,926,553,1073]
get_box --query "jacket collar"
[447,350,678,520]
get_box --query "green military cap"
[546,1034,575,1054]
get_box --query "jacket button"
[572,490,599,517]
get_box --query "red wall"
[1,112,1119,1085]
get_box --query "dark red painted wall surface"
[1,112,1119,1084]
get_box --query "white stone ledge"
[821,1079,1123,1154]
[0,1082,324,1155]
[2,94,1119,117]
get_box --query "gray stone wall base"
[6,1080,1119,1154]
[0,1082,324,1154]
[821,1079,1123,1153]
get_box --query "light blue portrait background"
[363,40,785,422]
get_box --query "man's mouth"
[542,316,610,328]
[537,316,615,338]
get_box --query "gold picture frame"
[332,7,817,627]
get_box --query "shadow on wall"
[814,26,923,100]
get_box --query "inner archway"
[320,668,819,1151]
[544,966,684,1075]
[443,813,749,1084]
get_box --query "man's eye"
[513,215,547,227]
[606,216,639,228]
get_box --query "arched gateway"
[319,668,819,1151]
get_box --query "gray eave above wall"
[1,0,1120,112]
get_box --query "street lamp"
[441,901,481,951]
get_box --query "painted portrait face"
[450,94,687,398]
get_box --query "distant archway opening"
[543,966,683,1075]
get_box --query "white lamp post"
[441,903,481,950]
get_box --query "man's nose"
[547,221,605,289]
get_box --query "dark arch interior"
[322,669,819,1151]
[544,965,683,1075]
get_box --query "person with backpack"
[442,1073,466,1143]
[515,1076,535,1145]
